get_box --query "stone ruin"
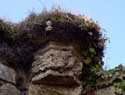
[1,9,122,95]
[30,42,83,95]
[0,62,20,95]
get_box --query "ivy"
[89,48,96,55]
[83,57,92,64]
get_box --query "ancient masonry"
[0,10,123,95]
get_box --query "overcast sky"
[0,0,125,69]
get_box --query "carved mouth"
[32,70,81,87]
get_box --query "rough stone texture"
[29,84,82,95]
[0,63,16,84]
[32,43,82,86]
[30,42,82,95]
[0,81,20,95]
[0,62,20,95]
[96,86,115,95]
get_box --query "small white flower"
[45,20,53,31]
[46,20,52,26]
[88,32,93,36]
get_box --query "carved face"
[32,43,82,86]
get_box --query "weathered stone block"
[0,81,20,95]
[29,84,82,95]
[32,43,82,86]
[30,42,82,95]
[0,62,20,95]
[0,62,16,84]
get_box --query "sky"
[0,0,125,69]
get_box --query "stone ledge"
[32,70,81,86]
[29,84,82,95]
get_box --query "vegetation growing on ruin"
[0,9,105,72]
[1,8,125,95]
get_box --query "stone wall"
[0,9,106,95]
[0,59,119,95]
[30,42,83,95]
[0,42,83,95]
[0,42,117,95]
[29,84,82,95]
[0,62,20,95]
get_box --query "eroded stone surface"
[0,63,19,95]
[0,63,16,84]
[29,84,82,95]
[0,81,20,95]
[96,86,115,95]
[32,43,82,86]
[30,43,83,95]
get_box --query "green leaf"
[89,48,96,55]
[79,24,84,30]
[84,57,92,64]
[123,80,125,86]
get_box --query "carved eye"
[62,48,67,51]
[50,53,54,56]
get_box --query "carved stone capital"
[32,42,82,86]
